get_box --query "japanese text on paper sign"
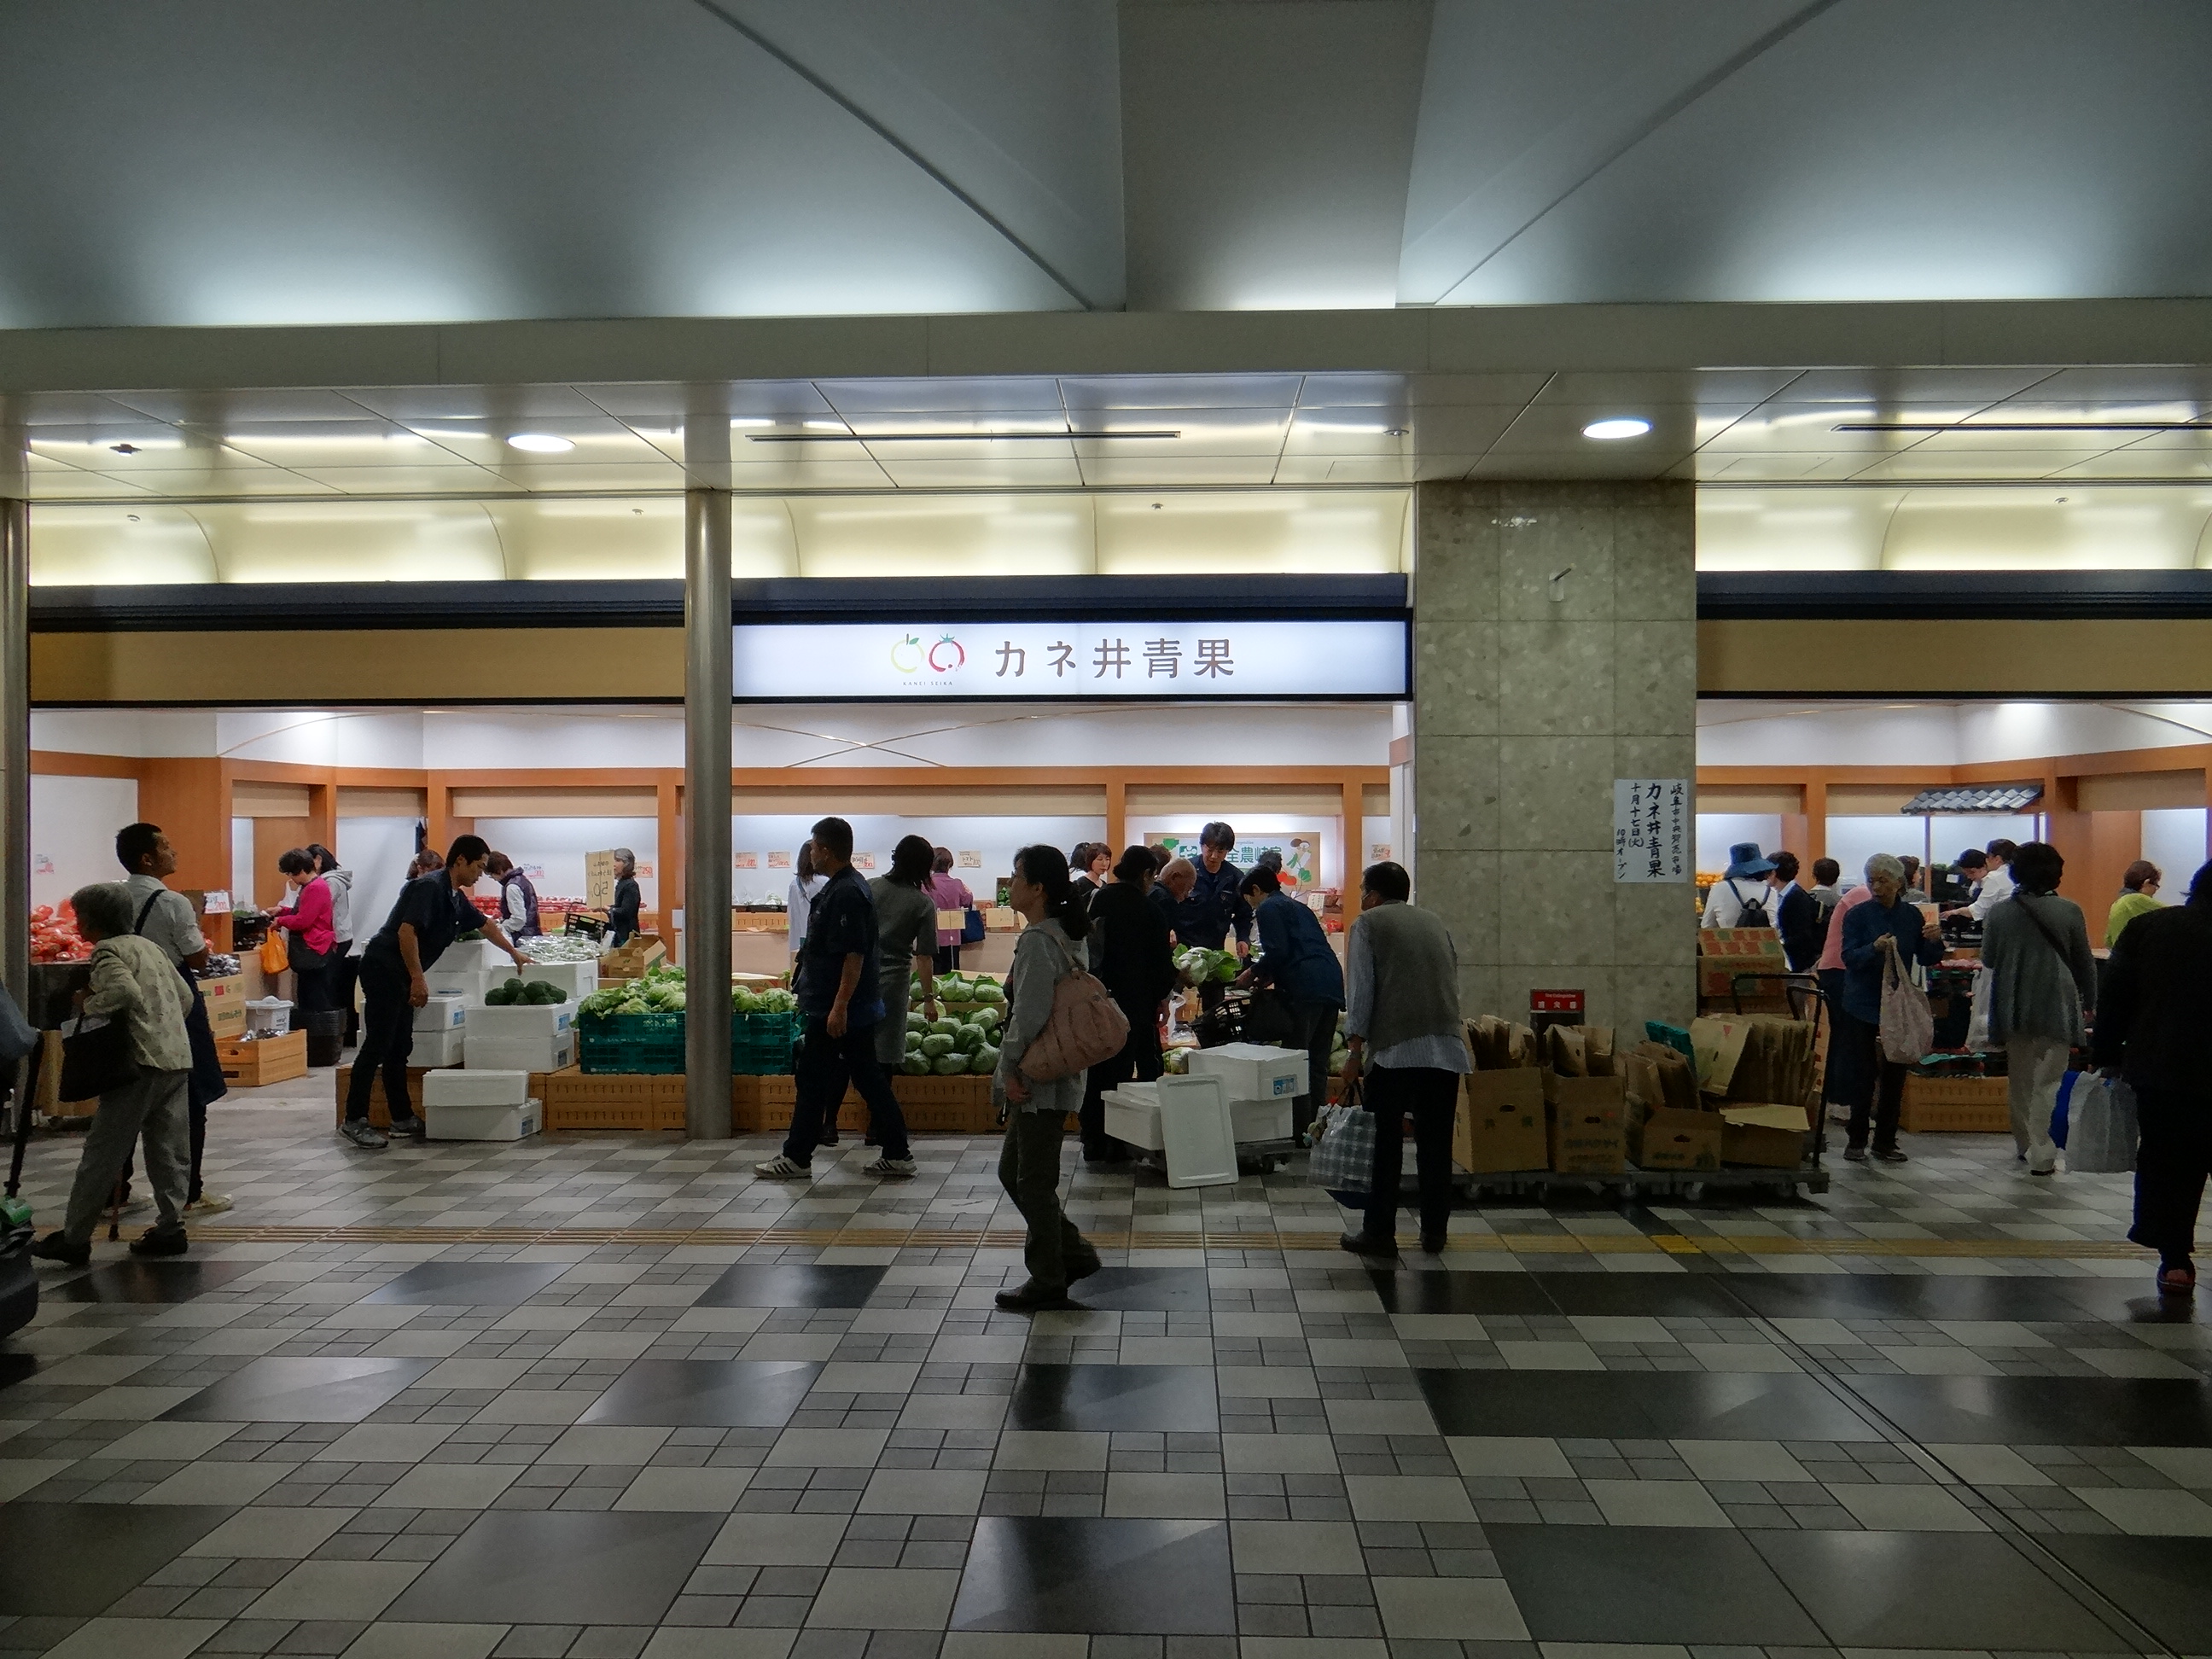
[1613,778,1689,883]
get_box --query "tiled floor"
[0,1068,2208,1658]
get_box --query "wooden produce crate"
[734,1071,996,1136]
[544,1067,688,1132]
[218,1029,307,1088]
[1901,1073,2011,1132]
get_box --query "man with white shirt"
[1953,840,2017,923]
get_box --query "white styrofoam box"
[428,1097,542,1142]
[410,1027,466,1069]
[412,994,467,1033]
[521,960,598,1000]
[466,1032,574,1073]
[425,1068,529,1108]
[1103,1089,1165,1152]
[467,1004,574,1039]
[1186,1042,1307,1103]
[1231,1097,1293,1145]
[424,966,489,1004]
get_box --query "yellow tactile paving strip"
[185,1223,2151,1259]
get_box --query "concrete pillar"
[684,486,733,1139]
[1412,480,1697,1031]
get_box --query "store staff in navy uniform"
[340,835,527,1150]
[1175,821,1254,956]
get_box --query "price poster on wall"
[1613,779,1690,883]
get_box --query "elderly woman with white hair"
[1836,853,1947,1162]
[30,882,197,1266]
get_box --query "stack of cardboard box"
[1689,1014,1818,1168]
[1697,928,1790,1013]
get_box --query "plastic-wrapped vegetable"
[1162,1047,1191,1074]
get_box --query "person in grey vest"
[1337,862,1469,1259]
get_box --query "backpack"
[1730,879,1773,928]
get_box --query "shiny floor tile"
[952,1516,1234,1634]
[1751,1528,2134,1650]
[1064,1267,1210,1312]
[1845,1372,2212,1447]
[161,1355,436,1422]
[45,1260,257,1304]
[1369,1269,1556,1317]
[360,1260,572,1306]
[1413,1368,1883,1442]
[1534,1273,1745,1318]
[0,1504,230,1615]
[695,1263,888,1308]
[1007,1365,1219,1433]
[1486,1522,1822,1644]
[2043,1534,2212,1653]
[385,1508,721,1625]
[578,1359,822,1428]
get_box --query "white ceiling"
[4,0,2210,329]
[15,365,2212,500]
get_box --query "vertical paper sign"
[1613,779,1690,883]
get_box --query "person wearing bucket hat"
[1703,842,1782,929]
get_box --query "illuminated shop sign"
[731,620,1409,700]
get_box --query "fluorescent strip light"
[748,429,1179,444]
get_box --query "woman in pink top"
[271,847,339,1014]
[1817,877,1877,1115]
[924,845,974,974]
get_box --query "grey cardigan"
[1981,890,2098,1046]
[992,918,1090,1117]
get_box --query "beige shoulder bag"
[1017,930,1131,1083]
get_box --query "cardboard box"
[428,1097,541,1142]
[1455,1068,1549,1174]
[468,1032,574,1074]
[411,1027,466,1068]
[599,934,668,983]
[200,973,247,1037]
[426,1068,529,1107]
[1543,1073,1627,1174]
[1689,1016,1754,1094]
[585,850,618,908]
[413,994,468,1033]
[1720,1103,1809,1167]
[1697,927,1788,1002]
[1629,1103,1724,1171]
[1186,1042,1307,1102]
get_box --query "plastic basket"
[577,1010,685,1074]
[731,1009,800,1076]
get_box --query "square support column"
[684,487,733,1139]
[1412,480,1697,1030]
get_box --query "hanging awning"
[1901,784,2044,814]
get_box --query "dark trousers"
[1835,1009,1905,1151]
[934,945,962,975]
[786,1016,909,1165]
[1080,1002,1162,1155]
[329,950,358,1040]
[1363,1064,1460,1242]
[345,958,420,1124]
[1289,999,1341,1140]
[292,963,334,1014]
[1000,1106,1098,1291]
[2131,1088,2212,1267]
[1817,968,1856,1104]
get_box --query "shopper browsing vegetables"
[340,836,527,1150]
[270,848,338,1013]
[608,847,643,946]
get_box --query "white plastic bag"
[2064,1073,2140,1173]
[1965,963,1993,1052]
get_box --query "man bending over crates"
[341,835,528,1150]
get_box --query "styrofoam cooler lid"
[425,1068,530,1106]
[1113,1080,1160,1105]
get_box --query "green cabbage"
[901,1053,931,1075]
[931,1053,969,1075]
[920,1033,954,1058]
[928,1017,960,1037]
[955,1022,986,1054]
[970,1045,999,1074]
[972,981,1005,1004]
[969,1005,1001,1032]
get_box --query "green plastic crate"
[732,1009,800,1076]
[578,1010,685,1074]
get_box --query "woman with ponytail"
[992,845,1103,1311]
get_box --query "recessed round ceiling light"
[506,433,573,453]
[1582,417,1651,441]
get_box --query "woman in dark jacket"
[2092,859,2212,1297]
[1079,844,1178,1162]
[1837,853,1947,1163]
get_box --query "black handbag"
[133,890,227,1106]
[59,1013,139,1103]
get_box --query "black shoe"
[1084,1142,1133,1164]
[130,1226,188,1258]
[1339,1230,1399,1259]
[819,1131,841,1147]
[1843,1144,1868,1161]
[995,1278,1071,1312]
[29,1231,89,1268]
[1872,1146,1909,1164]
[1419,1231,1447,1255]
[387,1115,428,1140]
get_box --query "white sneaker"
[184,1194,234,1217]
[752,1155,811,1179]
[863,1157,917,1179]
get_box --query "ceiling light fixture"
[749,428,1179,444]
[1837,420,2212,433]
[801,421,849,432]
[729,418,774,429]
[505,433,574,453]
[1582,417,1652,441]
